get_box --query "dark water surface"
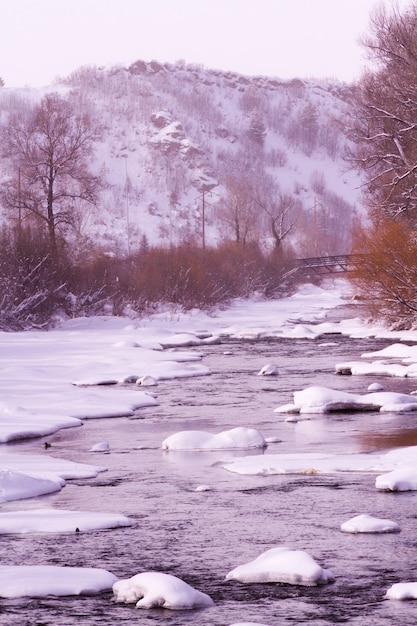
[2,308,417,625]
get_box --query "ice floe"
[0,565,117,597]
[225,546,334,586]
[112,571,214,609]
[221,445,417,485]
[335,360,417,377]
[375,466,417,491]
[162,427,266,450]
[274,385,417,414]
[386,582,417,600]
[0,470,62,503]
[0,508,132,533]
[340,513,400,533]
[336,342,417,378]
[0,453,105,503]
[363,343,417,360]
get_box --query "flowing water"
[2,307,417,626]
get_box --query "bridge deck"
[287,254,364,276]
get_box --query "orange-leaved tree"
[352,218,417,327]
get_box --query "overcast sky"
[0,0,412,88]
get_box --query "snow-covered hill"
[0,60,363,256]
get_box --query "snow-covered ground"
[2,278,417,608]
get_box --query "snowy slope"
[0,60,363,255]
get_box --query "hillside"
[0,60,362,257]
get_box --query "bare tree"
[1,92,103,259]
[217,175,259,245]
[350,2,417,222]
[254,176,299,253]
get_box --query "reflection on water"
[357,426,417,452]
[2,327,417,625]
[162,446,266,468]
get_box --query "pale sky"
[0,0,412,88]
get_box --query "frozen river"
[2,305,417,626]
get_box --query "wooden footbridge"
[285,254,364,278]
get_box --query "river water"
[2,305,417,626]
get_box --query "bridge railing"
[284,254,366,276]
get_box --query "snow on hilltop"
[0,60,362,254]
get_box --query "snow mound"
[113,571,214,609]
[340,513,400,533]
[225,546,334,586]
[274,385,417,414]
[89,441,110,452]
[162,427,266,450]
[258,364,279,376]
[376,467,417,491]
[367,382,384,392]
[386,582,417,600]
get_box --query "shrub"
[0,232,297,329]
[122,242,289,310]
[351,218,417,328]
[0,227,67,330]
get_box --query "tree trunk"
[47,166,58,259]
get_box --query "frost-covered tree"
[348,2,417,327]
[1,92,103,259]
[351,2,417,222]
